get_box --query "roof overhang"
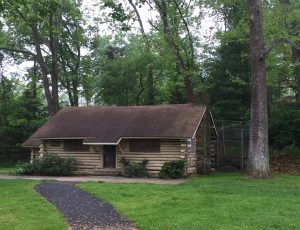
[83,136,190,145]
[192,107,207,138]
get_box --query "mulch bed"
[35,181,135,230]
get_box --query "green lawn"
[0,180,67,230]
[80,174,300,230]
[0,166,15,174]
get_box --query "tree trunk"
[72,79,79,106]
[297,69,300,106]
[247,0,270,178]
[49,12,61,114]
[30,4,60,117]
[31,25,60,116]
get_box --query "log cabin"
[22,104,218,177]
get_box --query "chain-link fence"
[215,120,249,172]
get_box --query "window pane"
[50,141,61,147]
[129,139,160,152]
[63,140,89,152]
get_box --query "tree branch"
[147,20,160,31]
[128,0,146,35]
[262,38,288,58]
[0,46,34,56]
[173,0,194,68]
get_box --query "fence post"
[217,141,220,171]
[222,120,225,156]
[241,128,244,172]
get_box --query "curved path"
[35,181,135,230]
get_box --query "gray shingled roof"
[22,104,206,147]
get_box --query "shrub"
[120,158,149,178]
[270,145,300,159]
[14,154,77,176]
[159,160,185,179]
[14,162,33,175]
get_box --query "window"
[129,139,160,152]
[50,141,61,147]
[63,140,89,152]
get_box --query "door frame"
[102,145,117,169]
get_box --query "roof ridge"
[62,103,204,110]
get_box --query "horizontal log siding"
[117,139,187,176]
[43,141,103,175]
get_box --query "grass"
[0,166,15,174]
[80,173,300,230]
[0,180,67,230]
[0,157,17,174]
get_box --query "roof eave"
[83,136,191,145]
[192,107,207,139]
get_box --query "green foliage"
[269,106,300,149]
[0,0,88,108]
[102,0,131,31]
[13,163,28,176]
[201,0,251,121]
[0,76,47,160]
[159,160,185,179]
[120,157,149,178]
[203,0,300,153]
[89,35,172,105]
[14,154,77,176]
[205,40,251,121]
[271,145,300,160]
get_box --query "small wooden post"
[241,128,244,172]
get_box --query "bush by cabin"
[22,104,218,177]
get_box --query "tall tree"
[102,0,198,103]
[127,0,155,104]
[154,0,194,102]
[0,0,87,114]
[247,0,269,177]
[202,0,251,121]
[58,0,87,107]
[0,0,61,115]
[0,70,47,160]
[277,0,300,106]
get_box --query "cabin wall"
[37,139,189,176]
[30,148,40,163]
[185,138,197,175]
[116,139,189,176]
[195,111,217,173]
[42,140,103,175]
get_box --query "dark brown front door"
[103,145,116,168]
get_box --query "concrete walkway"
[0,174,185,185]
